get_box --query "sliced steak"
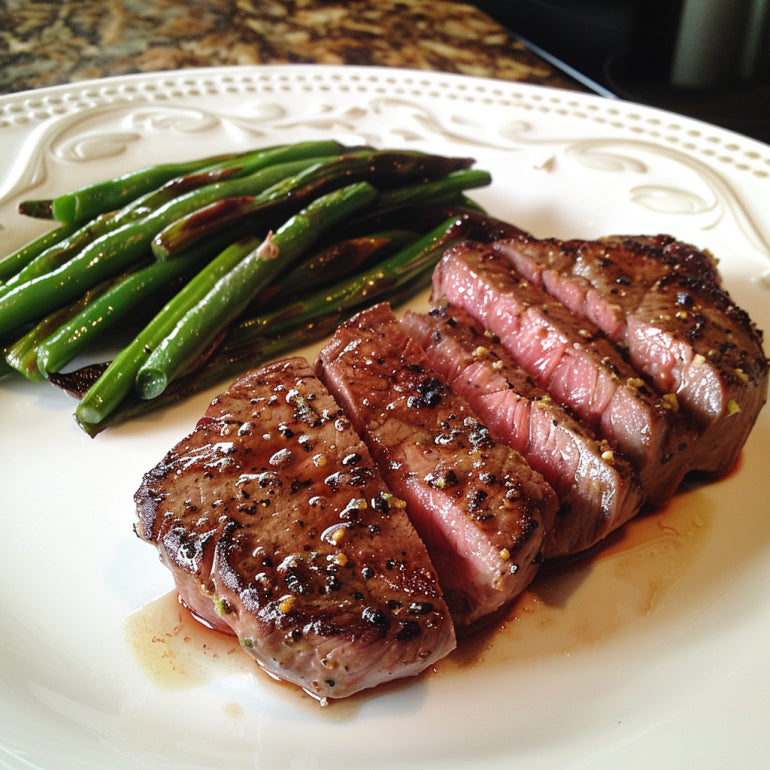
[316,302,559,628]
[493,229,768,474]
[402,305,645,558]
[432,243,698,504]
[134,357,455,701]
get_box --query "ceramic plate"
[1,65,769,769]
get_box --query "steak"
[402,305,645,558]
[493,228,769,474]
[134,357,455,701]
[432,242,699,504]
[316,303,559,628]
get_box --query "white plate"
[1,65,769,770]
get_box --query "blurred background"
[1,1,768,144]
[473,0,770,143]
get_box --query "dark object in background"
[473,0,770,143]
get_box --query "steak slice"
[402,305,645,558]
[134,357,455,701]
[316,303,558,628]
[494,229,768,474]
[432,243,698,504]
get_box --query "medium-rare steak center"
[432,242,700,504]
[316,303,559,628]
[492,228,769,475]
[402,305,645,558]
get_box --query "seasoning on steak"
[432,242,699,505]
[402,304,645,558]
[134,357,455,701]
[493,229,769,475]
[315,303,559,628]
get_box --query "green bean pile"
[0,140,492,435]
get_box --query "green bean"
[151,150,369,259]
[225,213,469,351]
[2,160,265,292]
[113,140,346,222]
[0,222,145,339]
[74,232,265,427]
[375,168,492,207]
[6,321,60,380]
[0,355,13,379]
[2,192,199,294]
[152,150,474,259]
[135,181,379,400]
[454,195,486,213]
[37,149,288,224]
[17,199,53,219]
[0,222,79,284]
[0,156,326,338]
[16,153,244,223]
[1,212,122,295]
[35,232,233,376]
[7,165,251,291]
[5,278,116,380]
[262,228,417,307]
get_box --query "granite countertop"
[0,0,583,95]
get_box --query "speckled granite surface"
[0,0,582,95]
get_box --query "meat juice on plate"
[124,483,712,699]
[447,487,714,671]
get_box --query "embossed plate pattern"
[1,65,769,769]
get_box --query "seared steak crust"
[316,303,559,628]
[432,242,699,504]
[135,357,455,700]
[402,305,645,558]
[494,229,769,475]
